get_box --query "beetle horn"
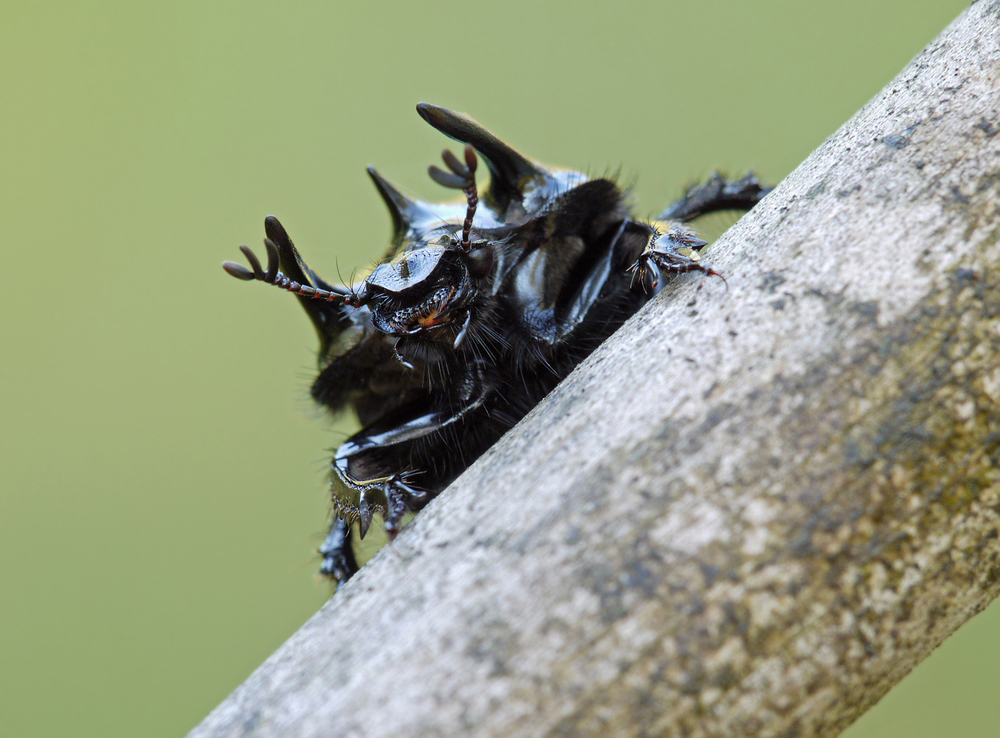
[416,102,549,212]
[366,167,409,240]
[262,215,355,352]
[366,166,434,243]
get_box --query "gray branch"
[192,3,1000,736]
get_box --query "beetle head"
[360,230,497,343]
[223,104,536,361]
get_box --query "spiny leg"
[658,172,772,222]
[318,473,427,586]
[383,473,427,541]
[628,224,725,291]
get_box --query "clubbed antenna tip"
[428,144,478,252]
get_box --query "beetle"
[224,103,770,584]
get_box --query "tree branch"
[191,3,1000,735]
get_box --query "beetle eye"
[464,242,495,279]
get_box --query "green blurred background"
[2,1,996,735]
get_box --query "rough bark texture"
[192,3,1000,736]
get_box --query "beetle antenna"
[428,144,478,253]
[334,256,347,288]
[223,240,367,307]
[330,258,368,304]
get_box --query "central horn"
[415,103,550,213]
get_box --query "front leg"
[658,172,771,222]
[320,374,489,585]
[319,470,425,587]
[318,430,433,587]
[628,223,723,292]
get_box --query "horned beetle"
[224,103,770,584]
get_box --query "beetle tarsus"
[318,517,359,585]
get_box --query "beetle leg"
[630,225,727,289]
[628,256,662,292]
[384,474,426,541]
[318,517,359,585]
[452,310,473,349]
[658,172,772,222]
[321,376,489,583]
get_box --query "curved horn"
[262,216,353,351]
[416,103,549,211]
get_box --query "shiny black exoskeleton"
[224,103,770,584]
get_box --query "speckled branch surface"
[191,4,1000,736]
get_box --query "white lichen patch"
[980,482,1000,508]
[982,366,1000,401]
[649,498,731,554]
[742,498,778,526]
[704,636,750,676]
[745,590,798,632]
[955,397,976,423]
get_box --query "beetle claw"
[357,500,373,540]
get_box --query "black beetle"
[224,103,769,584]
